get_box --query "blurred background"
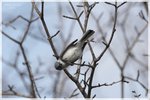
[2,1,148,98]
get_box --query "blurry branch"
[122,22,148,70]
[91,2,148,98]
[132,90,141,98]
[29,33,47,43]
[57,76,68,97]
[63,19,76,46]
[52,72,61,98]
[32,1,59,59]
[143,2,148,15]
[124,70,148,95]
[29,22,51,44]
[83,2,99,31]
[2,93,32,98]
[2,85,32,98]
[5,15,39,24]
[119,3,132,48]
[50,4,63,97]
[120,5,148,98]
[2,15,39,30]
[56,3,66,44]
[139,10,148,23]
[2,50,29,92]
[69,88,79,98]
[130,55,148,69]
[2,5,40,98]
[20,44,40,98]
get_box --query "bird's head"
[55,59,66,70]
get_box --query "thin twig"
[91,80,129,89]
[69,1,85,32]
[2,31,20,44]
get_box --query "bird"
[55,29,95,70]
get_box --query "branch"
[72,62,93,68]
[2,31,20,44]
[2,5,41,98]
[48,30,60,40]
[64,69,88,98]
[19,44,37,97]
[92,80,129,89]
[124,70,148,95]
[63,15,77,20]
[87,2,122,98]
[139,10,148,23]
[117,2,127,8]
[2,85,32,98]
[69,1,85,32]
[69,88,79,98]
[32,1,59,59]
[95,3,118,62]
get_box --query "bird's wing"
[60,39,78,60]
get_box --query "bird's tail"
[79,30,95,43]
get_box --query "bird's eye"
[59,63,63,66]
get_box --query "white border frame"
[0,0,149,100]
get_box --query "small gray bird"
[55,30,95,70]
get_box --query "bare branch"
[32,1,59,59]
[92,80,129,89]
[117,2,127,8]
[139,10,148,23]
[49,30,60,40]
[63,15,77,20]
[124,71,148,96]
[2,31,20,44]
[69,1,85,32]
[69,88,79,98]
[105,2,116,7]
[64,69,88,98]
[2,85,32,98]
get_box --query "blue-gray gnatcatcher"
[55,30,95,70]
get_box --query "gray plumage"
[55,29,95,70]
